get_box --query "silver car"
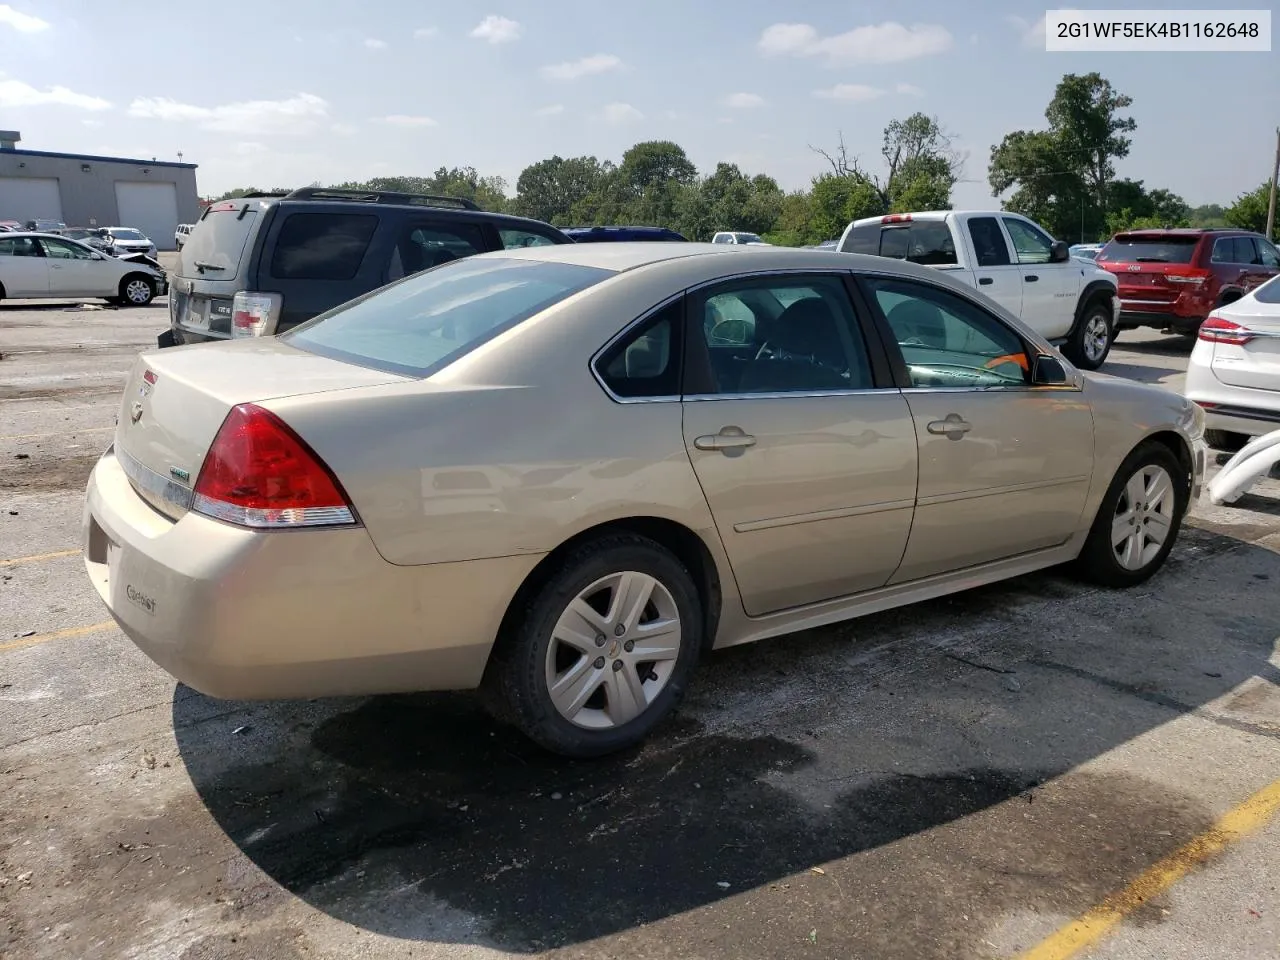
[82,244,1207,758]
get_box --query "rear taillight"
[231,291,282,338]
[881,214,913,224]
[1165,268,1212,285]
[192,403,356,529]
[1198,315,1255,345]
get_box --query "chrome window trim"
[684,388,887,402]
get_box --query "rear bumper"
[1115,288,1214,330]
[82,449,542,700]
[1198,403,1280,440]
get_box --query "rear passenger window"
[596,300,683,399]
[270,213,377,280]
[968,217,1012,267]
[387,223,486,281]
[500,228,559,249]
[0,237,39,257]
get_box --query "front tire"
[1074,441,1187,587]
[1204,429,1248,453]
[482,534,703,759]
[119,275,155,307]
[1063,298,1114,370]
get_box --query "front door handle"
[1024,274,1039,282]
[926,414,972,440]
[978,277,994,286]
[694,426,757,452]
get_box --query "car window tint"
[898,221,957,265]
[842,222,879,254]
[40,239,93,260]
[1239,237,1262,264]
[1002,217,1053,265]
[386,223,486,281]
[694,276,873,395]
[596,300,683,399]
[0,237,40,257]
[1258,240,1280,269]
[867,276,1031,388]
[285,258,610,379]
[270,213,378,280]
[968,217,1011,267]
[182,206,259,273]
[1210,237,1235,263]
[1254,275,1280,303]
[499,228,559,249]
[1098,236,1198,264]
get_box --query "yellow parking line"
[1014,777,1280,960]
[0,620,116,653]
[0,548,82,568]
[0,425,113,441]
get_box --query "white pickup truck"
[838,211,1120,369]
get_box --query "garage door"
[115,181,179,250]
[0,177,64,225]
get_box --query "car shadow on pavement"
[173,527,1280,956]
[1092,360,1185,384]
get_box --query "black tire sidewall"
[494,536,703,758]
[121,275,154,306]
[1066,299,1113,370]
[1080,442,1187,587]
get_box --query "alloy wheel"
[1111,464,1175,571]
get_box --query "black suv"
[162,188,573,347]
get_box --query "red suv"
[1097,228,1280,335]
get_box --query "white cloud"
[232,141,268,156]
[540,53,622,80]
[724,92,765,109]
[1008,14,1047,48]
[414,27,438,40]
[758,21,952,64]
[331,122,358,136]
[813,84,884,102]
[0,79,110,111]
[602,102,643,125]
[0,4,49,33]
[364,38,387,49]
[534,104,565,116]
[378,114,438,127]
[128,92,328,135]
[470,14,520,44]
[82,119,105,128]
[896,82,925,96]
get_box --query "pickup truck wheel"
[1063,299,1114,370]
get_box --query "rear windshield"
[1254,274,1280,304]
[843,220,957,266]
[179,206,260,276]
[284,257,612,378]
[1098,236,1199,264]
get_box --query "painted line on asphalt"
[0,620,116,654]
[0,548,82,568]
[1014,776,1280,960]
[0,425,114,441]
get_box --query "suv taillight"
[1198,315,1255,345]
[192,404,357,529]
[231,291,283,338]
[1165,267,1212,285]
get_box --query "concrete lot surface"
[2,297,1279,960]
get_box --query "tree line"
[211,72,1273,245]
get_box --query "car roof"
[1113,228,1252,237]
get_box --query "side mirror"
[1032,354,1069,385]
[1049,240,1070,263]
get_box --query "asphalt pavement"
[2,298,1279,960]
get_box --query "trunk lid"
[113,339,409,521]
[1209,297,1280,392]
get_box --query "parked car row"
[0,231,167,305]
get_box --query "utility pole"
[1267,126,1279,242]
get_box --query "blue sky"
[2,1,1276,210]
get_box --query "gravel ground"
[2,300,1279,960]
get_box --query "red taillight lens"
[1198,315,1255,345]
[192,404,356,529]
[231,291,282,338]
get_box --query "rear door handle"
[1024,275,1039,282]
[978,277,994,286]
[926,414,972,440]
[694,427,757,452]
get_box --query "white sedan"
[1186,274,1280,449]
[0,232,167,306]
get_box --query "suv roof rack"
[283,187,480,211]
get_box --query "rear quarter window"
[284,257,612,378]
[270,212,378,281]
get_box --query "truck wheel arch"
[1070,281,1117,333]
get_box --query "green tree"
[807,174,885,242]
[813,113,962,214]
[511,156,606,224]
[1190,203,1227,227]
[1224,182,1272,235]
[335,168,509,211]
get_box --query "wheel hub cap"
[1111,464,1175,571]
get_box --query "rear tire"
[1062,297,1114,370]
[482,534,703,759]
[119,275,154,307]
[1204,429,1248,452]
[1073,441,1187,588]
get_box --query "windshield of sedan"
[285,257,612,378]
[109,228,147,241]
